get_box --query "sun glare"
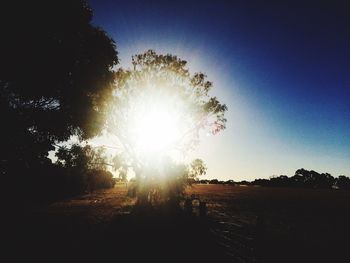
[132,107,181,156]
[110,73,194,163]
[108,51,226,165]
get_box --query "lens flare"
[132,105,180,156]
[108,50,227,168]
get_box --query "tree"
[0,1,118,180]
[56,144,108,171]
[107,50,227,205]
[252,169,339,189]
[111,155,128,182]
[336,175,350,190]
[294,169,335,189]
[187,159,207,184]
[56,144,114,193]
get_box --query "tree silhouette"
[107,50,227,205]
[56,144,114,193]
[336,175,350,190]
[1,1,118,182]
[251,168,348,189]
[56,144,108,171]
[294,169,335,189]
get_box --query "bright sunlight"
[108,50,227,167]
[130,100,181,156]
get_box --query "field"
[15,184,350,262]
[188,184,350,262]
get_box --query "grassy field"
[187,184,350,262]
[15,184,350,262]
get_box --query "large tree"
[108,50,227,204]
[0,0,118,177]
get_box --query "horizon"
[86,0,350,181]
[4,2,350,262]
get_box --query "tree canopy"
[107,50,227,204]
[55,144,115,193]
[108,50,227,169]
[0,0,118,177]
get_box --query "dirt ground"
[188,184,350,262]
[9,184,350,262]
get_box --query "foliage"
[23,162,115,204]
[108,50,226,166]
[87,169,116,190]
[188,159,207,179]
[55,144,115,193]
[107,50,226,205]
[251,168,349,190]
[0,0,118,181]
[336,175,350,190]
[56,144,107,171]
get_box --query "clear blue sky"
[88,0,350,180]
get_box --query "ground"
[10,184,350,262]
[188,184,350,262]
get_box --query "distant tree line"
[198,169,350,190]
[198,179,236,185]
[251,169,350,190]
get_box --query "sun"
[108,50,227,166]
[133,108,180,155]
[128,97,183,159]
[108,68,195,164]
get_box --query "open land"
[12,184,350,262]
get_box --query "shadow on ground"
[6,185,350,262]
[15,206,232,262]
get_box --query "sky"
[87,0,350,181]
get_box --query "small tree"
[107,50,227,205]
[56,144,113,193]
[187,159,207,184]
[336,175,350,190]
[56,144,108,171]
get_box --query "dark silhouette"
[209,179,220,184]
[199,201,207,217]
[1,0,118,204]
[197,170,349,190]
[55,144,115,194]
[336,175,350,190]
[184,198,193,215]
[251,168,349,190]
